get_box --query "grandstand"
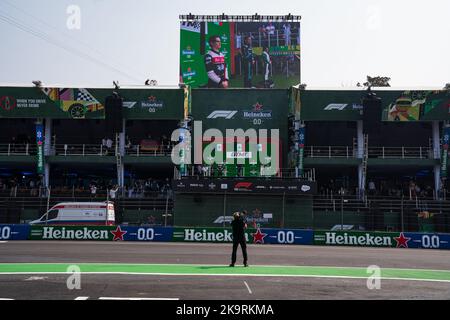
[0,85,449,233]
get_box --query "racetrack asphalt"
[0,241,449,300]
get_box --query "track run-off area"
[0,241,449,299]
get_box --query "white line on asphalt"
[0,272,449,283]
[75,296,89,300]
[0,298,14,300]
[244,281,252,294]
[98,297,179,300]
[0,241,8,243]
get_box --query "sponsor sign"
[403,232,450,250]
[30,226,119,241]
[257,228,313,245]
[36,123,44,175]
[314,231,450,249]
[121,226,173,242]
[172,227,313,245]
[172,227,254,243]
[0,224,30,240]
[172,178,316,194]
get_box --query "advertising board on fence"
[173,227,313,245]
[28,225,173,242]
[0,224,30,240]
[314,230,450,250]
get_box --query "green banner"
[29,226,117,241]
[314,230,407,248]
[173,227,256,243]
[119,88,184,119]
[0,87,109,119]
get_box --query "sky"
[0,0,449,88]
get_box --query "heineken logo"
[141,96,163,108]
[243,103,272,119]
[39,227,110,240]
[322,232,392,246]
[176,229,250,242]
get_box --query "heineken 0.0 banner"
[35,123,44,175]
[180,20,300,89]
[441,126,450,178]
[314,230,450,250]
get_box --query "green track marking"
[0,263,450,282]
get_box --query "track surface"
[0,241,449,300]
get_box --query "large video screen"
[180,21,300,89]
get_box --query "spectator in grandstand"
[229,211,248,267]
[90,183,97,199]
[242,36,254,88]
[109,185,119,200]
[204,35,229,88]
[368,180,376,196]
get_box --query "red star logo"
[110,226,127,241]
[394,232,411,248]
[251,228,267,244]
[253,103,263,111]
[37,141,43,145]
[148,96,157,102]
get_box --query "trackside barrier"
[0,224,30,240]
[314,230,450,250]
[1,225,449,250]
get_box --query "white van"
[30,202,115,226]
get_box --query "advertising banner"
[119,88,184,120]
[173,178,316,195]
[314,230,450,249]
[403,232,450,250]
[121,226,173,242]
[30,225,117,241]
[180,21,300,89]
[36,123,44,175]
[172,227,312,244]
[0,224,31,240]
[0,87,109,119]
[441,126,450,178]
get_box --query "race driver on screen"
[204,35,229,88]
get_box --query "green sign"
[29,226,116,241]
[173,227,255,243]
[314,231,405,248]
[0,87,109,119]
[119,88,184,120]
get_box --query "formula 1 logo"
[207,110,238,119]
[234,182,253,190]
[324,103,348,111]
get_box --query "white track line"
[244,281,252,294]
[75,296,89,300]
[0,241,8,243]
[1,272,449,283]
[99,297,179,300]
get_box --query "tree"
[362,76,391,88]
[444,83,450,90]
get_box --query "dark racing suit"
[242,44,253,88]
[204,50,228,88]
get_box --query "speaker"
[105,95,123,136]
[363,95,382,135]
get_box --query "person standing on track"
[230,211,249,267]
